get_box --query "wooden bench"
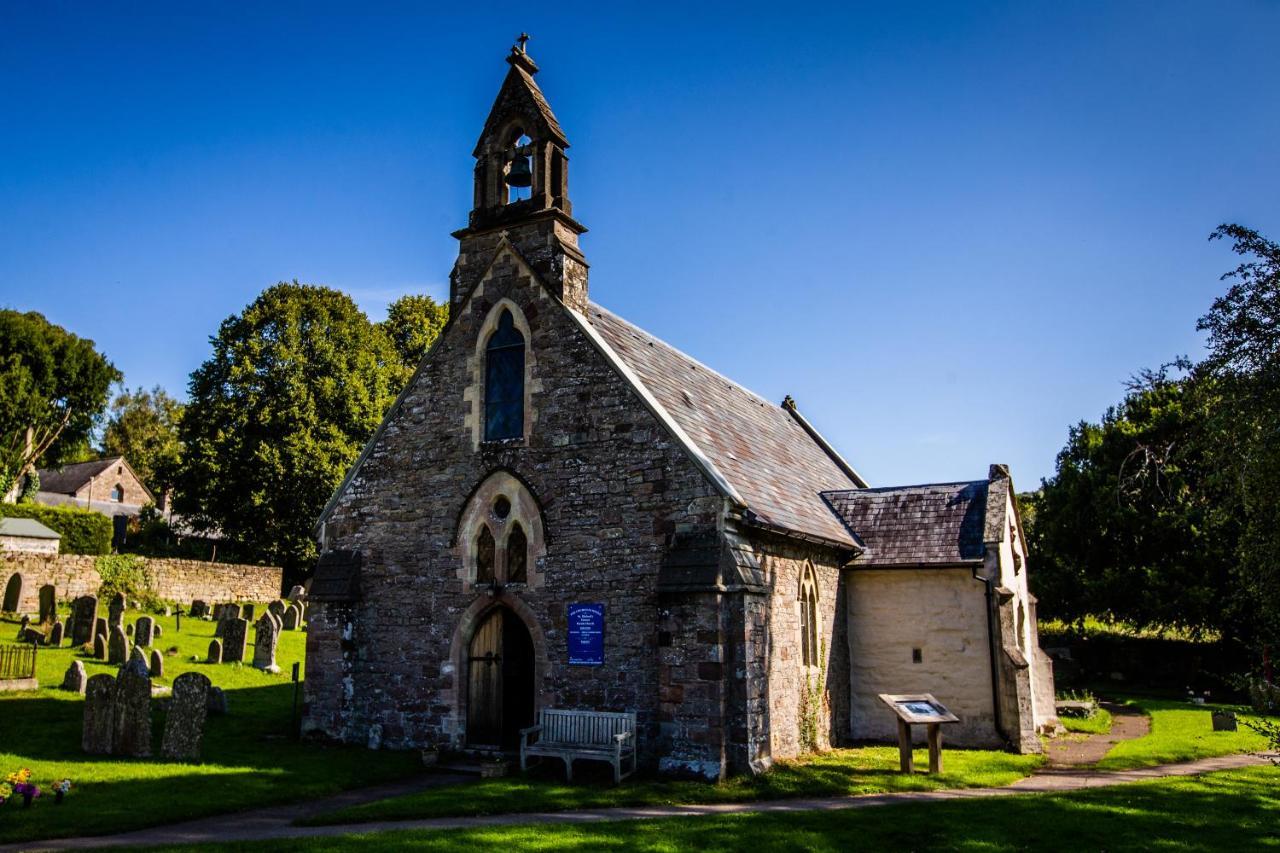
[519,709,637,783]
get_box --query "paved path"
[1042,702,1150,767]
[5,752,1271,852]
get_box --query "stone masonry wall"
[0,553,282,614]
[305,238,724,768]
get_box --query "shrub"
[94,553,158,609]
[0,503,112,555]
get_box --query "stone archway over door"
[3,574,21,612]
[466,607,535,750]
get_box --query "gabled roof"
[35,457,151,501]
[0,517,61,540]
[473,56,569,156]
[585,304,862,546]
[823,481,989,567]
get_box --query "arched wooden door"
[466,608,535,750]
[2,574,21,613]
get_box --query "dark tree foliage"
[0,310,120,495]
[1025,373,1242,639]
[100,385,184,493]
[174,282,401,569]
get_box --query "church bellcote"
[451,36,589,312]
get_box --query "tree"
[0,310,120,499]
[1195,224,1280,647]
[100,385,184,493]
[174,282,402,569]
[381,294,449,375]
[1026,371,1243,639]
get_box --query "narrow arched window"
[484,309,525,441]
[800,566,820,667]
[507,523,528,583]
[476,526,496,583]
[111,484,124,502]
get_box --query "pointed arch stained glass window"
[485,309,525,441]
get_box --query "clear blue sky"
[2,2,1277,488]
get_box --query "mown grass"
[0,610,419,844]
[1060,706,1113,735]
[303,746,1042,826]
[164,766,1280,852]
[1097,696,1271,769]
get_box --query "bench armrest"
[520,724,543,737]
[614,731,633,744]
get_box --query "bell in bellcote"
[505,151,533,188]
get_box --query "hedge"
[0,502,113,555]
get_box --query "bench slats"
[520,709,637,783]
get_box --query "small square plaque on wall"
[567,603,604,665]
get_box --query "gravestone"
[16,614,29,639]
[207,639,222,664]
[242,604,255,621]
[70,596,98,646]
[287,584,306,603]
[125,623,134,637]
[190,600,208,619]
[1212,710,1238,732]
[112,653,152,757]
[107,593,125,629]
[161,672,211,759]
[150,648,164,679]
[93,634,107,660]
[108,625,130,665]
[135,615,155,647]
[207,686,228,715]
[215,604,241,639]
[282,604,301,631]
[126,645,150,677]
[48,620,65,647]
[22,627,43,644]
[82,674,116,754]
[268,600,285,620]
[268,611,283,634]
[252,615,280,673]
[38,584,57,624]
[222,618,248,663]
[94,617,108,640]
[61,660,87,694]
[211,603,223,620]
[154,623,163,638]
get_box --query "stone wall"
[0,535,59,556]
[0,553,282,614]
[846,567,1001,748]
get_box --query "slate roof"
[587,304,861,546]
[36,458,125,495]
[0,517,61,540]
[823,481,990,567]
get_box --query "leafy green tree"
[100,385,185,492]
[174,282,401,568]
[1195,224,1280,646]
[1026,372,1243,639]
[0,310,120,498]
[381,293,449,375]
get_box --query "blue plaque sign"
[567,603,605,666]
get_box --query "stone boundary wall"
[0,553,282,614]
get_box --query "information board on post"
[567,602,605,665]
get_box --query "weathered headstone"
[282,604,301,630]
[161,671,211,759]
[22,627,43,644]
[215,604,241,639]
[154,622,163,638]
[38,584,57,624]
[135,615,155,647]
[268,600,285,619]
[207,686,228,715]
[1212,710,1238,731]
[107,593,125,629]
[94,616,108,640]
[125,622,134,637]
[211,603,224,620]
[108,625,130,665]
[61,660,87,694]
[190,600,208,619]
[222,618,249,663]
[93,633,107,659]
[287,584,306,603]
[70,595,98,646]
[16,614,29,639]
[268,610,283,634]
[48,620,65,647]
[252,615,280,673]
[112,653,152,757]
[82,673,116,754]
[207,638,223,664]
[149,648,164,679]
[126,645,150,676]
[241,604,255,621]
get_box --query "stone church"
[302,42,1059,778]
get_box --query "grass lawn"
[1098,695,1271,770]
[0,610,419,845]
[166,765,1280,852]
[1060,706,1113,735]
[304,746,1042,826]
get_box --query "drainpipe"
[975,567,1007,745]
